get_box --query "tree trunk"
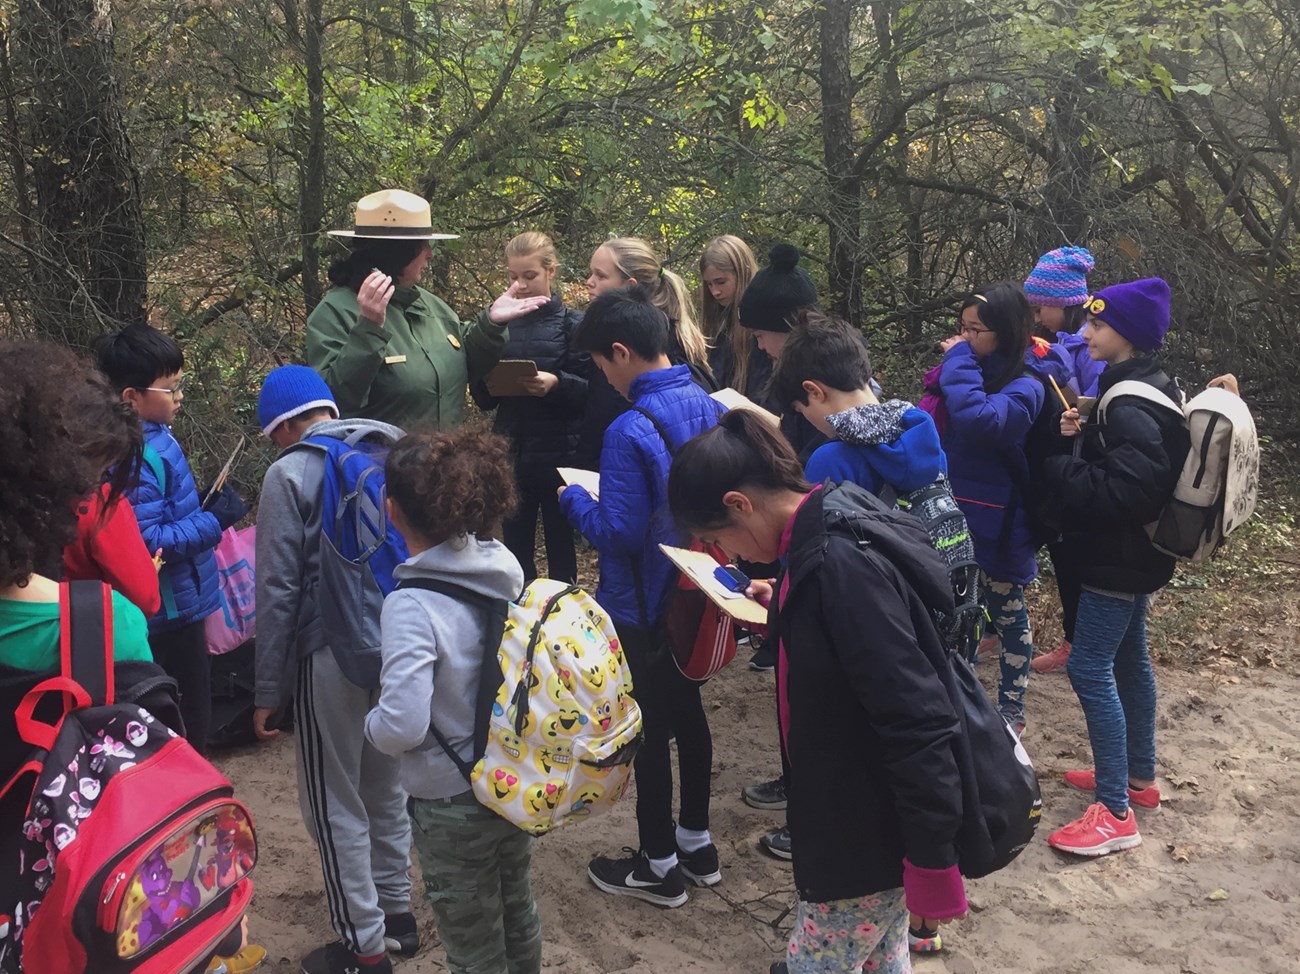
[819,0,862,325]
[299,0,326,311]
[14,0,148,345]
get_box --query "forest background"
[1,0,1298,503]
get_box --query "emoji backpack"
[395,577,643,834]
[0,581,256,974]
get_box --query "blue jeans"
[968,578,1032,725]
[1066,589,1157,815]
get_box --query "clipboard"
[710,388,781,428]
[485,359,539,397]
[658,544,769,626]
[557,467,600,499]
[202,438,246,509]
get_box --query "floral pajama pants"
[786,888,910,973]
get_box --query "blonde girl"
[700,236,769,401]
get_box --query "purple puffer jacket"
[935,342,1065,584]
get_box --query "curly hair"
[0,341,115,588]
[384,424,519,545]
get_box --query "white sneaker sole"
[680,865,722,887]
[587,868,688,908]
[1049,831,1142,856]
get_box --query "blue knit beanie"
[1023,246,1095,308]
[1084,278,1171,352]
[257,365,338,436]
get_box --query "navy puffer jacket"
[128,422,222,631]
[471,295,588,482]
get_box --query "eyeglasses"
[958,323,991,337]
[139,375,187,400]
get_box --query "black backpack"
[827,501,1041,878]
[878,475,983,657]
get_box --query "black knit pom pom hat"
[738,243,820,333]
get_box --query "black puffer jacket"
[471,295,588,484]
[1041,356,1190,594]
[776,482,963,903]
[708,325,776,410]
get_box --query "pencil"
[1048,374,1082,430]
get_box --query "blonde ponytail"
[601,237,709,370]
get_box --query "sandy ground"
[216,632,1300,974]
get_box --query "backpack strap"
[631,405,678,456]
[61,579,115,706]
[141,443,166,495]
[394,577,509,784]
[1097,380,1184,424]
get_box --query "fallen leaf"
[1167,843,1196,863]
[1167,772,1201,791]
[1205,888,1229,902]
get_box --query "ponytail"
[658,268,709,370]
[668,410,810,534]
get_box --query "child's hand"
[1060,407,1081,437]
[939,335,964,353]
[520,371,559,397]
[253,707,281,741]
[746,578,774,607]
[357,270,395,325]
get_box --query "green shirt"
[0,590,153,672]
[306,284,507,430]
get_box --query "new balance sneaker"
[1047,802,1141,857]
[742,776,788,810]
[677,842,722,887]
[588,850,689,908]
[1030,639,1072,674]
[1063,769,1161,811]
[759,825,792,861]
[383,912,420,957]
[300,943,393,974]
[908,922,942,953]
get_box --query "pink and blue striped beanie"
[1023,246,1095,308]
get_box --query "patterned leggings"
[786,888,910,973]
[968,577,1032,724]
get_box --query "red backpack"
[0,581,255,974]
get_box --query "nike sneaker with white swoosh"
[1047,802,1142,856]
[587,849,689,907]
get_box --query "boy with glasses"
[97,323,248,755]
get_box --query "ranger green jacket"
[307,284,506,430]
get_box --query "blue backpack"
[290,428,409,689]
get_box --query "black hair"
[94,323,185,393]
[1031,302,1088,342]
[768,310,873,409]
[572,284,671,361]
[327,238,428,291]
[959,282,1033,393]
[668,410,811,535]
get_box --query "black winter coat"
[471,295,588,485]
[775,482,964,903]
[708,325,776,409]
[1041,356,1190,594]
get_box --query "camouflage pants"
[408,791,542,974]
[968,577,1032,725]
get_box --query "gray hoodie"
[253,417,405,709]
[364,537,524,800]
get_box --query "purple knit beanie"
[1024,246,1095,308]
[1084,278,1171,352]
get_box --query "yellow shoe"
[206,944,267,974]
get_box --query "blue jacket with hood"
[805,400,947,495]
[561,365,721,629]
[129,422,222,631]
[937,341,1068,584]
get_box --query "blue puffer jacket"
[1056,327,1105,397]
[129,422,222,632]
[561,366,722,628]
[938,343,1064,584]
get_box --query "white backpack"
[1097,381,1259,562]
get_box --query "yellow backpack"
[402,578,643,834]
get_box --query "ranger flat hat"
[328,189,459,240]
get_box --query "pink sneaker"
[1063,770,1161,810]
[1030,639,1071,673]
[975,633,1000,661]
[1048,802,1141,857]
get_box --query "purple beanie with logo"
[1024,246,1095,308]
[1087,278,1171,352]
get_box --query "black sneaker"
[383,912,419,957]
[587,849,688,908]
[741,776,787,810]
[677,842,722,887]
[759,825,792,861]
[748,638,776,672]
[301,942,393,974]
[770,964,789,974]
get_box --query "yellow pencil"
[1047,374,1082,430]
